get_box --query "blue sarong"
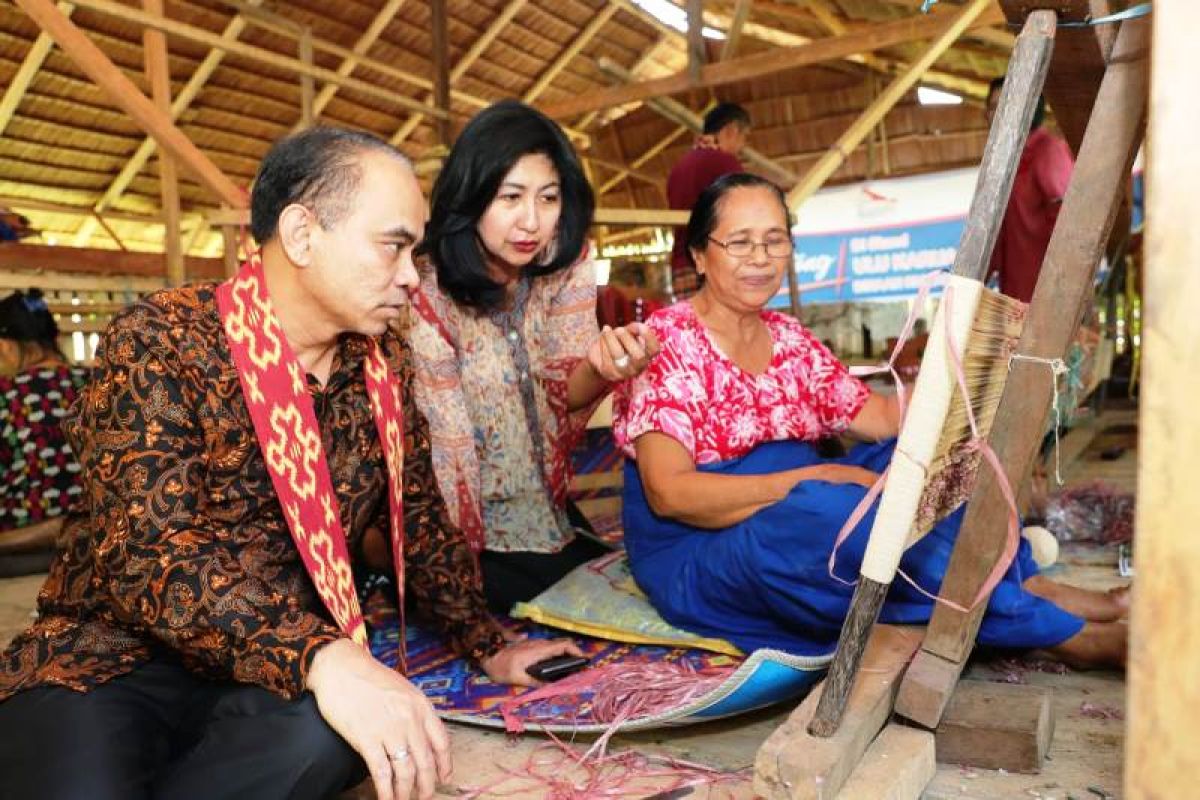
[622,439,1084,657]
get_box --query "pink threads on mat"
[467,660,746,798]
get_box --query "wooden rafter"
[74,0,259,246]
[719,0,753,62]
[389,0,529,146]
[540,5,1004,118]
[522,3,620,103]
[687,0,705,83]
[598,125,692,195]
[706,5,992,100]
[587,156,662,187]
[0,1,75,138]
[785,0,992,209]
[64,0,449,120]
[15,0,245,208]
[142,0,183,284]
[0,195,166,224]
[0,242,223,278]
[595,207,688,225]
[597,58,797,185]
[299,0,408,132]
[431,0,451,144]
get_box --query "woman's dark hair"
[250,126,406,245]
[684,172,792,269]
[0,289,59,345]
[419,100,595,311]
[0,289,65,363]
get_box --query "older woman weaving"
[612,173,1126,668]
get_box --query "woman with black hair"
[0,289,88,575]
[408,100,660,614]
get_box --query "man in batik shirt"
[0,127,578,800]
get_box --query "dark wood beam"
[0,242,223,278]
[539,5,1004,119]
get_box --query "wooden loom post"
[895,13,1150,730]
[1126,0,1200,791]
[806,9,1058,738]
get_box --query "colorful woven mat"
[368,595,828,733]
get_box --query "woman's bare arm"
[634,432,876,529]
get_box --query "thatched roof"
[0,0,1019,257]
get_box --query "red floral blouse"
[614,302,870,464]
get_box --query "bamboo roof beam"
[522,3,620,103]
[215,0,588,145]
[294,0,409,132]
[597,58,797,185]
[706,6,992,100]
[594,207,689,226]
[1,196,166,224]
[687,0,705,83]
[15,0,245,208]
[143,0,183,284]
[73,1,258,246]
[63,0,449,120]
[0,1,75,138]
[587,156,662,187]
[389,0,528,146]
[880,0,1016,49]
[720,0,753,62]
[541,4,1003,118]
[431,0,450,144]
[786,0,993,209]
[598,123,692,195]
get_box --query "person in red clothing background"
[667,102,751,300]
[985,77,1075,303]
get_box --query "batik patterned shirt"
[614,302,870,464]
[0,285,505,702]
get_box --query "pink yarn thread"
[827,274,1023,614]
[474,660,746,798]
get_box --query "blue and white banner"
[769,216,965,307]
[768,169,977,307]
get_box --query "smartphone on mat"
[525,655,589,682]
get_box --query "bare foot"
[1024,575,1130,623]
[1045,621,1127,670]
[1107,585,1132,619]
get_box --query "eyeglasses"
[707,235,793,259]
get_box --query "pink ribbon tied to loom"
[828,271,1023,614]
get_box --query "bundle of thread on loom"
[457,660,748,797]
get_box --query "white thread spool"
[1022,525,1059,569]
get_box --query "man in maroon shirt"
[667,102,751,299]
[986,77,1075,303]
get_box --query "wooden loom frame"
[755,3,1150,796]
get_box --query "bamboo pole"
[786,0,992,209]
[14,0,246,208]
[63,0,449,120]
[72,3,259,246]
[143,0,184,285]
[541,4,1004,119]
[0,1,75,137]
